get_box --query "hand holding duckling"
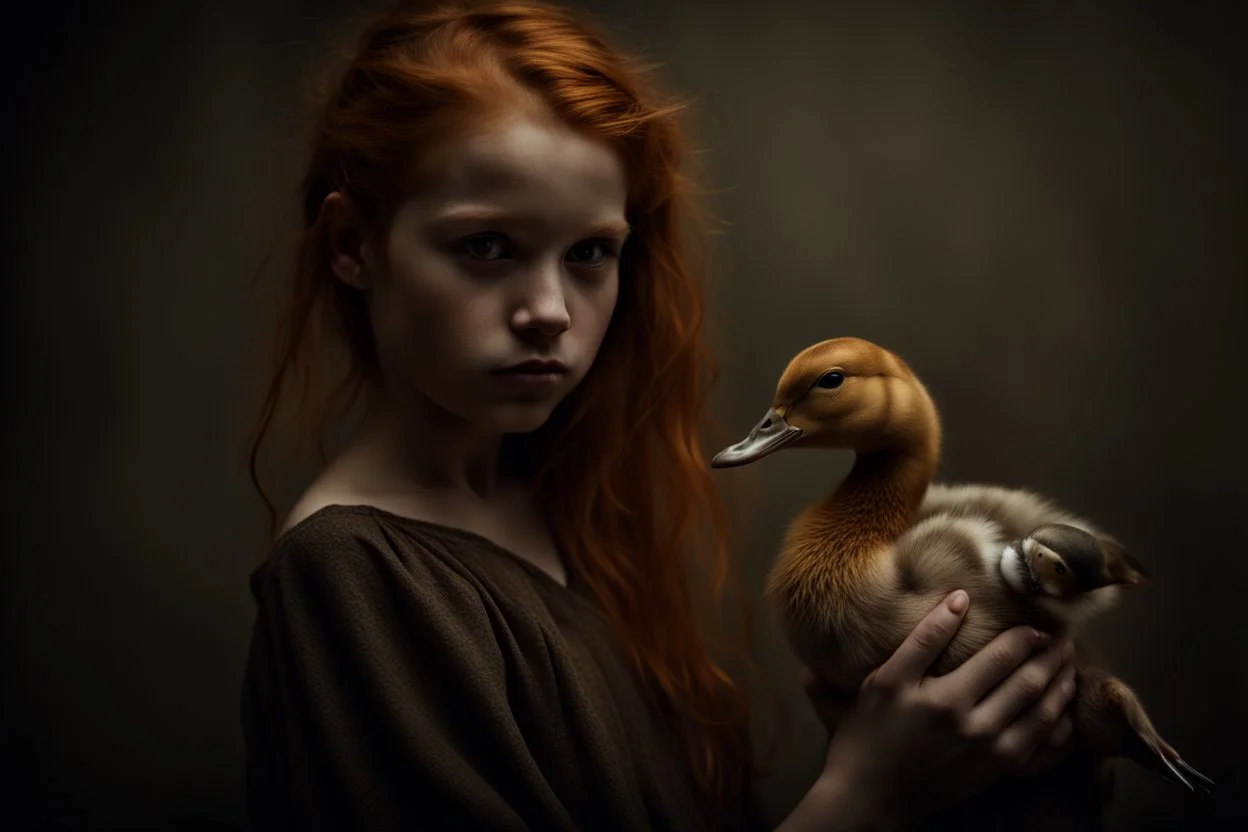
[787,591,1084,830]
[716,337,1210,826]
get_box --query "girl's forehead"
[418,113,627,202]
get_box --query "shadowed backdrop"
[4,0,1244,829]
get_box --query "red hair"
[248,0,754,816]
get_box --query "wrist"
[777,770,907,832]
[817,769,907,832]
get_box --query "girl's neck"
[350,381,511,500]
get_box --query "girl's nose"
[511,262,571,337]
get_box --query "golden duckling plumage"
[713,337,1210,798]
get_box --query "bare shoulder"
[278,443,447,539]
[279,485,357,538]
[255,503,505,663]
[265,493,459,607]
[278,457,567,586]
[277,453,394,537]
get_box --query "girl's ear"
[322,191,375,290]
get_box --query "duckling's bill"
[711,408,804,468]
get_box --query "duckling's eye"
[1053,562,1068,576]
[817,371,845,390]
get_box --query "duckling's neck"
[811,443,938,551]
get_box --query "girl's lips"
[491,369,567,388]
[495,358,570,373]
[491,360,570,388]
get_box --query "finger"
[871,591,968,688]
[973,643,1073,734]
[1044,713,1075,749]
[1015,715,1075,777]
[990,660,1078,770]
[933,625,1053,705]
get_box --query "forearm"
[775,772,908,832]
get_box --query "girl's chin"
[479,403,559,436]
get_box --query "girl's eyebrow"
[588,220,632,239]
[434,208,631,239]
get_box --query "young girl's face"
[363,109,628,435]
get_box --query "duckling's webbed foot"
[1074,668,1213,794]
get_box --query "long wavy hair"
[247,0,754,817]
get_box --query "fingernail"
[1032,628,1052,645]
[1061,666,1077,697]
[947,590,968,613]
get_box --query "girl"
[241,2,1077,829]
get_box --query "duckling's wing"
[889,514,1026,671]
[919,483,1103,540]
[892,513,1006,595]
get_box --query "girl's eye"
[461,234,510,261]
[566,239,617,268]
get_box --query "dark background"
[4,0,1244,829]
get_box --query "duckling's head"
[1001,523,1150,600]
[711,337,940,468]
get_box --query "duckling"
[1002,522,1148,628]
[712,337,1211,794]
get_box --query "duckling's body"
[771,481,1134,690]
[713,337,1209,804]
